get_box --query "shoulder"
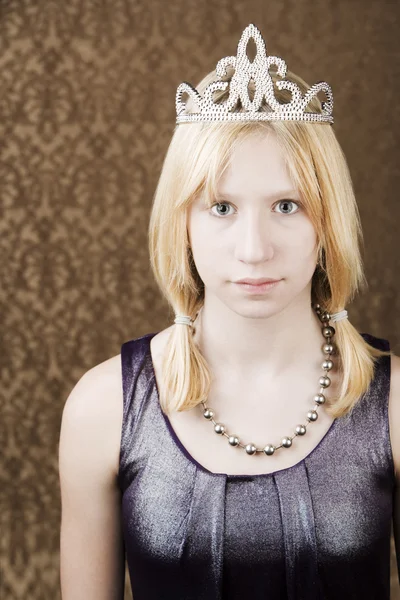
[149,325,174,361]
[63,353,123,417]
[60,353,123,479]
[388,353,400,482]
[121,327,173,361]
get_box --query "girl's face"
[186,132,319,319]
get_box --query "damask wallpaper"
[1,0,399,598]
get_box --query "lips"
[235,278,281,285]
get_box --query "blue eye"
[209,202,235,217]
[274,200,301,215]
[209,200,301,218]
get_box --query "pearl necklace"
[174,303,348,456]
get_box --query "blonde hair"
[148,67,391,420]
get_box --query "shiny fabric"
[118,332,395,600]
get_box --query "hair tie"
[174,310,348,326]
[174,315,194,326]
[330,310,348,323]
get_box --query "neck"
[192,292,323,381]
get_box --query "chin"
[227,303,282,320]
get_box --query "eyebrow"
[215,189,300,200]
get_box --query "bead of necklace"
[199,303,340,456]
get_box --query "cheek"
[284,220,318,258]
[187,220,219,279]
[190,239,217,276]
[188,209,223,254]
[188,219,208,253]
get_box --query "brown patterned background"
[1,0,399,598]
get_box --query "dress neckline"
[144,331,339,479]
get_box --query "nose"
[234,210,275,264]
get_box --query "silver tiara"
[176,24,334,125]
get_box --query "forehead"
[217,133,295,195]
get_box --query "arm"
[59,356,126,599]
[389,353,400,583]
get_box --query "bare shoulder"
[60,352,124,480]
[63,352,123,423]
[150,325,174,357]
[149,325,175,393]
[59,353,126,598]
[389,353,400,482]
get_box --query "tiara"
[176,23,333,125]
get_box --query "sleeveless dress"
[117,332,395,600]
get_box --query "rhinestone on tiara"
[176,23,333,125]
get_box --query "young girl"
[59,24,400,600]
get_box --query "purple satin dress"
[117,332,395,599]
